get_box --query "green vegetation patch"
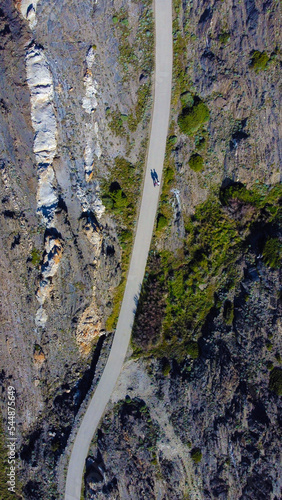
[162,359,171,376]
[156,213,168,231]
[157,133,176,227]
[103,156,143,330]
[263,237,282,269]
[218,32,230,45]
[191,447,202,463]
[180,91,194,108]
[269,367,282,396]
[189,153,204,172]
[186,341,199,359]
[132,183,282,361]
[223,299,234,325]
[178,98,210,136]
[250,50,270,72]
[31,247,41,266]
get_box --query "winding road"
[65,1,172,498]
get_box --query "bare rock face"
[87,259,281,500]
[1,0,152,497]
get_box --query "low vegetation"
[110,1,154,134]
[178,97,210,136]
[132,183,282,361]
[188,153,204,172]
[30,247,41,266]
[262,237,282,269]
[103,156,143,330]
[250,50,270,72]
[191,447,202,463]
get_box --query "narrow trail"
[64,1,172,497]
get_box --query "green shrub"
[275,352,281,363]
[121,17,129,26]
[189,153,204,172]
[180,91,194,107]
[266,340,273,351]
[223,299,234,325]
[218,32,230,45]
[168,135,178,146]
[186,341,199,359]
[31,247,41,266]
[157,213,168,231]
[191,447,202,463]
[250,50,269,72]
[162,360,171,376]
[263,237,282,269]
[219,182,259,207]
[178,100,210,136]
[269,367,282,396]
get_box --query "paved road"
[65,1,172,498]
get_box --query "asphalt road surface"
[65,1,172,498]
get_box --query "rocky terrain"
[0,0,153,497]
[85,0,282,500]
[0,0,281,499]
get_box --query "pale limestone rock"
[86,46,96,68]
[82,221,102,257]
[35,306,48,327]
[41,236,64,278]
[84,142,94,181]
[15,0,40,28]
[82,71,98,114]
[35,237,64,327]
[26,46,57,169]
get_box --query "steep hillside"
[0,0,281,499]
[85,0,281,499]
[0,0,153,498]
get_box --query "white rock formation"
[16,0,40,28]
[82,72,98,114]
[35,236,64,327]
[77,184,105,219]
[84,123,102,182]
[26,44,63,327]
[26,44,58,224]
[26,46,57,166]
[82,46,99,114]
[81,47,104,217]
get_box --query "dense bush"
[191,447,202,463]
[189,153,204,172]
[156,213,168,231]
[178,100,210,136]
[250,50,269,72]
[186,341,199,359]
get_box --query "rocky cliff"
[85,0,282,500]
[0,0,153,497]
[0,0,281,499]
